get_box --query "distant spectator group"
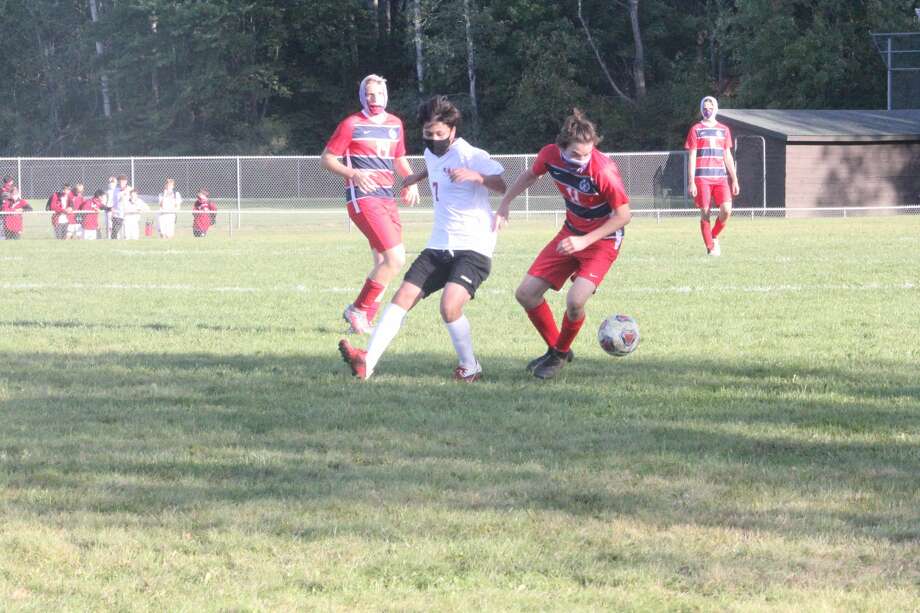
[0,175,218,240]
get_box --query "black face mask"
[424,137,451,157]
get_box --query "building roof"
[717,109,920,142]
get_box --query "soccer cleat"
[709,238,721,257]
[454,362,483,382]
[338,339,370,380]
[342,303,373,334]
[532,348,574,380]
[526,347,575,373]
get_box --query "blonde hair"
[556,108,602,149]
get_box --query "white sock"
[365,303,407,373]
[446,315,477,370]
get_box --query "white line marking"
[0,281,915,296]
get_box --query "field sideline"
[0,216,918,610]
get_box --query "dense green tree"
[0,0,914,156]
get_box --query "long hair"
[556,108,602,149]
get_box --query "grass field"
[0,215,918,611]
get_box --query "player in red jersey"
[321,74,420,334]
[1,187,32,239]
[495,109,632,380]
[685,96,739,256]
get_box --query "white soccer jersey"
[423,138,504,258]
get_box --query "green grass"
[0,216,918,611]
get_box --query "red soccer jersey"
[685,121,733,184]
[1,198,29,234]
[325,111,406,205]
[49,192,76,225]
[192,198,216,232]
[532,144,629,237]
[78,196,103,230]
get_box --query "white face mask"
[561,149,590,171]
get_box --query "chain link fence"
[1,153,918,239]
[0,152,689,211]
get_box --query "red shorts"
[693,179,731,210]
[527,228,622,291]
[348,197,402,252]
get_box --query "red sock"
[712,218,726,238]
[700,219,714,250]
[354,278,385,312]
[366,295,385,322]
[526,300,559,348]
[555,312,585,353]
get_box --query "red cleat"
[338,339,369,380]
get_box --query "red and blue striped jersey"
[685,121,733,183]
[532,144,629,237]
[326,111,407,204]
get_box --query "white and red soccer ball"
[597,314,640,357]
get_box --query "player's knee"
[565,303,586,321]
[383,249,405,270]
[440,301,463,323]
[515,285,537,309]
[720,203,733,218]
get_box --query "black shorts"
[403,249,491,299]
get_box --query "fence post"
[236,157,242,230]
[130,157,135,186]
[16,158,21,193]
[682,151,689,207]
[524,155,530,220]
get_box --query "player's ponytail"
[556,108,603,149]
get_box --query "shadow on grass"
[1,350,918,544]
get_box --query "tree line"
[0,0,914,157]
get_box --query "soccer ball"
[597,314,640,357]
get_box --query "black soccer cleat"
[526,347,574,374]
[532,348,574,380]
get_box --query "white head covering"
[700,96,718,121]
[359,74,388,117]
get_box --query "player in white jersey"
[339,95,506,381]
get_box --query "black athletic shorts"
[403,248,492,299]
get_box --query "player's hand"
[556,235,587,255]
[731,181,740,197]
[688,182,697,198]
[351,170,380,194]
[448,168,483,184]
[492,211,508,232]
[401,184,420,207]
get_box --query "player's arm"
[320,147,380,194]
[556,204,632,256]
[687,149,698,197]
[447,168,506,194]
[493,168,539,231]
[394,156,420,206]
[401,168,428,189]
[723,147,740,196]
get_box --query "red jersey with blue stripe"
[532,144,629,238]
[326,111,407,205]
[685,121,733,184]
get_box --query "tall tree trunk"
[150,14,160,106]
[87,0,112,119]
[576,0,634,104]
[413,0,424,94]
[463,0,479,135]
[628,0,646,99]
[368,0,379,42]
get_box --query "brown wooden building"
[717,109,920,212]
